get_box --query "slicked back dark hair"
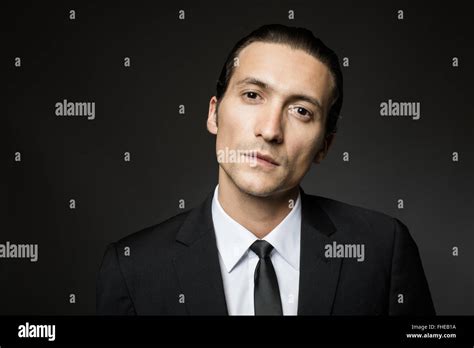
[215,24,343,137]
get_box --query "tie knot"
[250,240,274,259]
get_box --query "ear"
[207,96,218,135]
[313,132,336,164]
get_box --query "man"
[96,24,435,315]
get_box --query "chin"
[232,172,282,198]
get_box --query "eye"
[289,105,313,119]
[242,91,261,100]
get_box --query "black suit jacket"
[96,187,435,315]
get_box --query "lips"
[255,152,279,166]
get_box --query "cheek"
[287,138,319,169]
[217,99,255,142]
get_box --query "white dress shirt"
[211,184,301,315]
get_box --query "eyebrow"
[235,77,323,111]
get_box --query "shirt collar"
[211,184,301,273]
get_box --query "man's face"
[207,42,335,197]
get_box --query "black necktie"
[250,240,283,315]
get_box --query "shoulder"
[305,193,405,246]
[304,193,422,272]
[110,209,191,262]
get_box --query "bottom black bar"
[0,316,472,345]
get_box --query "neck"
[217,167,300,239]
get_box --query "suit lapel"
[172,191,229,315]
[297,187,342,315]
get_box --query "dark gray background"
[4,0,473,315]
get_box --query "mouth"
[246,151,280,166]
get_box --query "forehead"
[230,42,334,104]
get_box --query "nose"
[254,103,284,144]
